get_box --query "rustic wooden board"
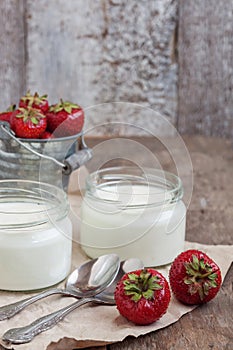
[178,0,233,139]
[0,1,233,138]
[0,0,26,110]
[1,1,233,138]
[25,0,178,136]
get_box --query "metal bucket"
[0,122,92,190]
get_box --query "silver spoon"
[2,258,143,345]
[0,254,120,321]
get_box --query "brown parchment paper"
[0,170,232,350]
[0,242,232,350]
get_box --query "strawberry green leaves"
[183,254,219,300]
[123,270,162,302]
[49,100,80,114]
[16,107,45,125]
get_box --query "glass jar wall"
[0,180,72,291]
[80,167,186,266]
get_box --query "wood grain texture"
[83,135,233,350]
[26,0,178,136]
[178,0,233,139]
[0,1,233,138]
[0,0,26,110]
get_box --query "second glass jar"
[80,167,186,266]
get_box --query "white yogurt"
[0,201,72,291]
[80,176,186,266]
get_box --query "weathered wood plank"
[26,0,178,136]
[178,0,233,139]
[1,0,233,137]
[0,0,26,110]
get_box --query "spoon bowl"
[66,253,120,297]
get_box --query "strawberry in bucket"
[10,107,47,139]
[46,100,84,137]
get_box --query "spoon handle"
[2,298,94,344]
[0,288,67,320]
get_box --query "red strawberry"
[114,269,170,325]
[46,100,84,137]
[11,107,47,139]
[40,131,54,139]
[0,104,16,123]
[169,249,222,305]
[19,91,49,113]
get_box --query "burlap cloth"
[0,171,232,349]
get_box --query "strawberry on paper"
[11,107,47,139]
[169,249,222,305]
[19,91,49,113]
[114,269,170,325]
[46,100,84,137]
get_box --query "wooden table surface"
[1,135,231,350]
[79,135,233,350]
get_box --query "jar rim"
[85,166,183,208]
[0,180,69,230]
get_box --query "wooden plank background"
[0,0,232,138]
[0,0,26,107]
[178,0,233,139]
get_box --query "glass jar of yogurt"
[80,167,186,266]
[0,180,72,291]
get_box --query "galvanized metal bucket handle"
[0,123,92,175]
